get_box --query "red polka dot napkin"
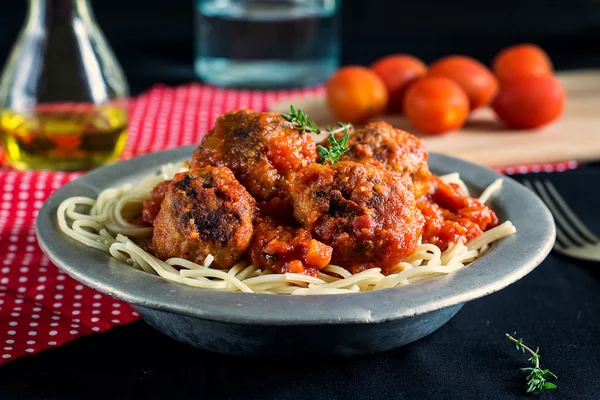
[0,84,578,365]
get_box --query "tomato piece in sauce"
[248,218,333,276]
[419,178,498,249]
[141,180,170,224]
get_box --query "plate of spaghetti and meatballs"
[37,108,555,357]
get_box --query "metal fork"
[523,179,600,261]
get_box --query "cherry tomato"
[492,75,565,129]
[370,54,427,113]
[326,66,388,123]
[404,77,470,134]
[428,55,498,110]
[492,44,553,84]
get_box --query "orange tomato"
[428,55,498,110]
[404,77,470,134]
[370,54,427,113]
[492,75,565,129]
[326,66,388,123]
[492,44,553,84]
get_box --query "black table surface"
[0,167,599,399]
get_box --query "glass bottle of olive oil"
[0,0,129,171]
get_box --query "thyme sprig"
[281,105,320,134]
[505,333,557,394]
[281,106,352,165]
[317,125,351,165]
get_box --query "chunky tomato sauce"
[419,178,498,249]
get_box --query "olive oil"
[0,105,128,171]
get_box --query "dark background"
[1,0,599,94]
[1,1,600,399]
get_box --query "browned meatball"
[150,166,256,269]
[320,121,433,198]
[248,218,333,276]
[291,162,423,274]
[191,109,317,202]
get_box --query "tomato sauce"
[419,178,498,249]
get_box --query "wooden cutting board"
[269,70,600,168]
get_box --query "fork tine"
[524,180,569,252]
[555,223,577,249]
[543,180,599,243]
[532,180,593,246]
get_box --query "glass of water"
[195,0,340,88]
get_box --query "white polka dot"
[49,330,57,336]
[111,310,120,315]
[36,285,45,291]
[10,312,19,317]
[72,310,81,315]
[53,303,62,308]
[92,310,100,315]
[3,347,12,351]
[7,330,16,335]
[37,276,47,282]
[70,330,78,335]
[50,322,59,327]
[33,307,41,312]
[93,294,102,299]
[30,322,38,327]
[0,267,8,273]
[25,348,34,353]
[13,306,21,311]
[92,327,100,332]
[35,294,44,300]
[0,278,8,284]
[51,315,60,320]
[48,341,57,346]
[17,287,26,293]
[74,294,82,300]
[57,276,66,281]
[8,321,17,326]
[91,317,100,322]
[0,299,3,305]
[56,285,64,290]
[112,303,121,308]
[73,319,80,323]
[73,303,81,308]
[54,294,63,300]
[2,354,11,359]
[75,285,84,291]
[19,267,29,273]
[111,319,120,324]
[14,299,23,304]
[31,314,39,319]
[28,331,37,336]
[92,302,101,307]
[5,340,14,344]
[26,340,35,345]
[18,277,27,283]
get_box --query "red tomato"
[327,66,388,123]
[428,55,498,110]
[404,77,470,134]
[492,75,565,129]
[370,54,428,113]
[492,44,553,84]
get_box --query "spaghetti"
[57,162,516,295]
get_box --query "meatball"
[248,218,333,276]
[191,109,317,202]
[150,166,257,269]
[291,162,424,274]
[141,180,170,224]
[320,121,432,198]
